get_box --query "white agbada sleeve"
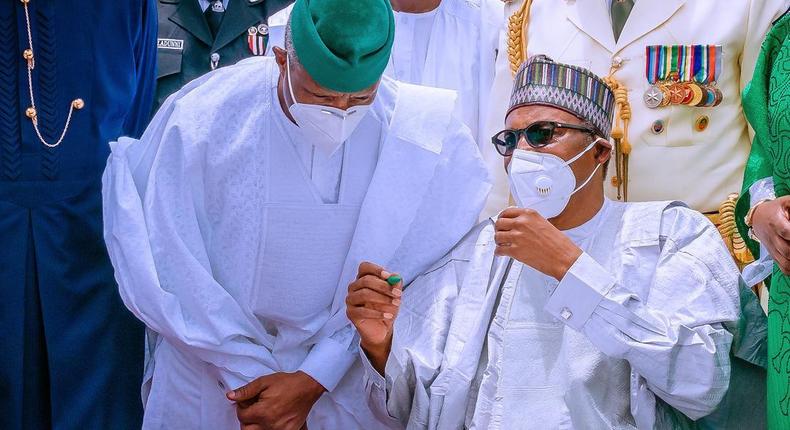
[103,89,278,390]
[358,222,497,429]
[359,254,468,429]
[543,206,740,420]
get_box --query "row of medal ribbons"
[642,44,723,109]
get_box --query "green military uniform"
[155,0,292,112]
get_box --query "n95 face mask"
[507,139,603,219]
[286,56,371,156]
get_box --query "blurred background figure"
[0,1,156,429]
[154,0,294,112]
[385,0,502,147]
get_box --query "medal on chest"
[643,44,723,109]
[248,23,270,56]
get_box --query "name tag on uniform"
[157,38,184,51]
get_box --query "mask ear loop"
[285,55,300,107]
[569,137,609,195]
[571,163,602,195]
[563,137,600,167]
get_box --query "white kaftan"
[363,199,758,429]
[102,56,491,429]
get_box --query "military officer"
[0,1,156,429]
[154,0,293,112]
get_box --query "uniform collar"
[567,0,685,54]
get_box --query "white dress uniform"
[482,0,789,218]
[101,56,491,429]
[385,0,502,146]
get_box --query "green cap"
[290,0,395,92]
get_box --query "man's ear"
[594,138,612,164]
[274,47,287,73]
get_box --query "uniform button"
[611,56,623,68]
[211,52,220,62]
[694,115,710,132]
[651,119,665,134]
[258,24,269,35]
[560,307,573,320]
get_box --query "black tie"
[204,0,225,39]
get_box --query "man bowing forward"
[101,0,491,428]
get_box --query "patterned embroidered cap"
[509,55,616,139]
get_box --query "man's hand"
[345,262,402,374]
[751,196,790,274]
[227,371,325,430]
[494,208,583,280]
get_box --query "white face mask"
[507,139,605,219]
[285,56,371,156]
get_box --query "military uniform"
[155,0,292,112]
[0,1,156,429]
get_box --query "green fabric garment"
[734,11,790,430]
[290,0,394,92]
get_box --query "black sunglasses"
[491,121,596,156]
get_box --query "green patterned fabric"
[734,11,790,429]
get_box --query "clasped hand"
[227,371,325,430]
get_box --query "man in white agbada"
[347,56,759,429]
[100,0,490,428]
[385,0,502,146]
